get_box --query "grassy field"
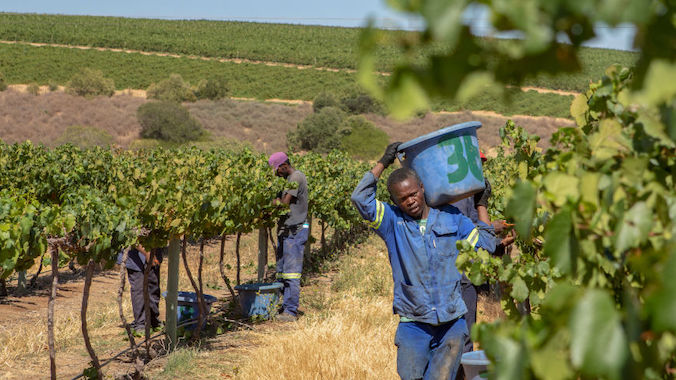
[0,43,573,118]
[0,12,638,92]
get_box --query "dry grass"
[235,235,399,380]
[0,88,570,154]
[0,223,505,379]
[0,297,133,377]
[236,295,398,380]
[186,98,312,154]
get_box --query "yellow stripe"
[466,228,479,248]
[373,201,385,230]
[280,272,302,279]
[365,201,384,230]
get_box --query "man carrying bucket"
[351,143,498,380]
[268,152,310,323]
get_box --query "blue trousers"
[394,318,468,380]
[276,226,309,316]
[460,275,477,353]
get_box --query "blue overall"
[276,224,309,316]
[351,172,497,380]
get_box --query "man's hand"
[500,229,516,247]
[491,219,514,235]
[378,142,402,169]
[474,178,492,208]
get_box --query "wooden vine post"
[164,237,181,351]
[16,271,26,295]
[257,228,268,282]
[48,247,58,380]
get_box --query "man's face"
[275,163,290,178]
[390,177,426,219]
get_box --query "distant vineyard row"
[0,13,638,92]
[0,43,573,118]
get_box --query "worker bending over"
[351,143,498,380]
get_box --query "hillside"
[0,88,572,152]
[0,41,574,118]
[0,12,639,92]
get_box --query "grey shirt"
[280,169,309,227]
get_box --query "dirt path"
[0,40,580,97]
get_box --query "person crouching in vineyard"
[351,143,498,380]
[268,152,310,323]
[117,245,167,335]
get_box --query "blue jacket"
[351,172,497,325]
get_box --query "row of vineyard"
[0,144,391,278]
[0,143,389,378]
[455,65,676,379]
[0,13,638,92]
[0,43,573,118]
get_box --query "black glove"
[378,142,402,168]
[474,178,492,208]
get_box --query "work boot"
[276,312,297,322]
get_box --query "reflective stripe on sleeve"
[466,228,479,248]
[366,200,385,230]
[279,272,302,280]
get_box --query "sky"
[1,0,637,51]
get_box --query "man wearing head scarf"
[268,152,309,322]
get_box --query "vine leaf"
[544,207,577,275]
[505,181,535,239]
[570,290,627,380]
[646,247,676,332]
[509,276,528,302]
[614,201,652,254]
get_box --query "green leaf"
[646,247,676,332]
[570,289,627,380]
[543,207,576,275]
[385,69,430,120]
[543,172,579,207]
[588,119,629,160]
[614,201,653,254]
[579,172,600,208]
[421,0,467,43]
[631,60,676,107]
[531,338,574,380]
[570,93,589,127]
[505,181,536,239]
[509,276,529,302]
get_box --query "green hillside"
[0,43,573,118]
[0,13,638,92]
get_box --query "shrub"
[340,92,384,115]
[340,116,389,160]
[146,73,196,103]
[194,76,229,100]
[137,101,204,143]
[48,80,59,92]
[287,106,346,153]
[0,72,6,92]
[27,82,40,96]
[55,125,115,148]
[66,68,115,97]
[312,91,340,113]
